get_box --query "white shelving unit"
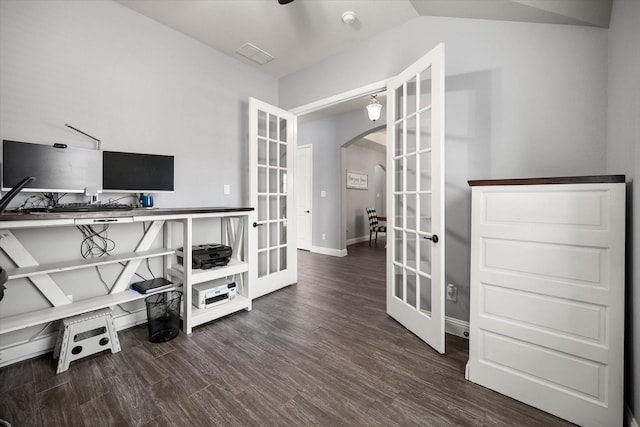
[0,207,254,361]
[165,212,252,333]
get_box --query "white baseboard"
[627,404,639,427]
[445,316,469,339]
[0,309,147,368]
[310,245,347,257]
[346,235,370,246]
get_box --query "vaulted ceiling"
[117,0,613,79]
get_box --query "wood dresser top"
[0,206,254,222]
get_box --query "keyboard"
[48,203,133,212]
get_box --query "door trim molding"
[289,79,388,117]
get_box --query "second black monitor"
[102,150,174,193]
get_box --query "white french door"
[296,145,312,251]
[249,98,297,299]
[386,43,446,353]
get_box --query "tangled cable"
[76,224,116,258]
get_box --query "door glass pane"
[269,222,278,247]
[258,195,267,221]
[394,194,403,228]
[269,168,278,193]
[258,138,267,165]
[279,196,287,219]
[394,121,403,157]
[406,232,417,270]
[258,166,267,193]
[258,251,267,278]
[406,154,417,192]
[406,193,416,230]
[280,247,287,270]
[419,151,432,192]
[279,143,287,167]
[419,109,432,151]
[419,273,432,314]
[419,194,432,233]
[280,170,287,194]
[279,118,287,142]
[406,75,417,117]
[407,272,417,308]
[406,116,416,154]
[280,221,287,245]
[394,158,403,192]
[419,66,432,111]
[393,264,403,300]
[394,231,404,264]
[269,140,278,166]
[269,248,278,273]
[258,224,267,249]
[420,237,432,275]
[269,196,278,220]
[269,114,278,140]
[420,237,433,314]
[258,111,267,138]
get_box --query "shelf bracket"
[0,230,72,306]
[110,220,165,294]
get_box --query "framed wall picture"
[347,171,368,189]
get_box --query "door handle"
[252,222,264,228]
[424,234,439,243]
[304,210,310,213]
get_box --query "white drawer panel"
[481,331,606,401]
[482,284,605,343]
[482,190,608,228]
[483,238,604,285]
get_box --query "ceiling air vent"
[236,43,274,65]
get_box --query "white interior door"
[296,145,312,251]
[249,98,297,299]
[386,43,446,353]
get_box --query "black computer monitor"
[102,150,174,193]
[1,140,101,193]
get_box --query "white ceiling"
[117,0,613,79]
[116,0,612,140]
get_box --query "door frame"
[291,80,389,255]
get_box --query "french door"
[249,98,297,299]
[296,145,312,251]
[386,43,446,353]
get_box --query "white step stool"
[53,308,121,374]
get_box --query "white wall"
[606,0,640,422]
[0,0,278,208]
[282,16,609,323]
[0,0,277,355]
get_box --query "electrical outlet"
[67,294,73,302]
[446,284,457,302]
[322,233,326,240]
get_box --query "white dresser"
[466,175,625,427]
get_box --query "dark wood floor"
[0,240,575,427]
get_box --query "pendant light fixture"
[366,94,382,122]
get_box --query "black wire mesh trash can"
[145,291,182,343]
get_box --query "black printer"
[177,244,233,269]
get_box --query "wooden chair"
[365,207,386,246]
